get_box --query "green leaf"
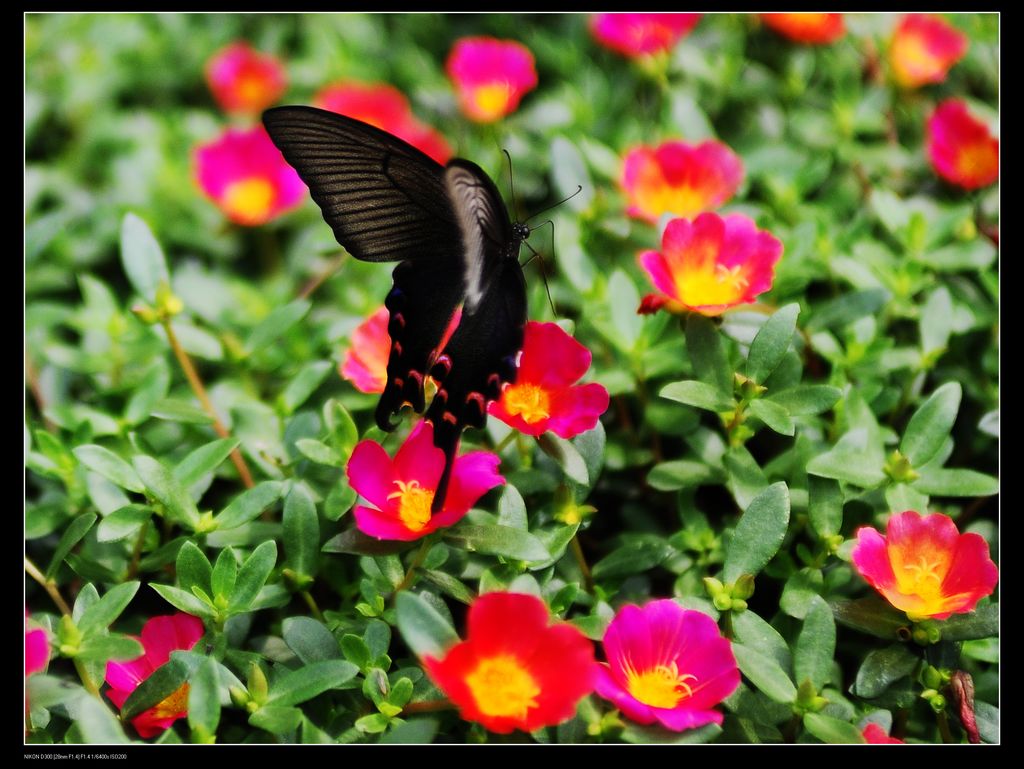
[733,642,797,704]
[550,135,594,212]
[229,540,278,612]
[133,455,200,529]
[96,506,152,543]
[572,422,606,495]
[211,547,238,601]
[73,445,144,493]
[295,438,344,467]
[647,460,722,491]
[120,212,169,302]
[900,382,961,468]
[71,695,130,744]
[537,433,589,485]
[78,581,140,635]
[723,445,769,510]
[46,513,97,579]
[419,569,477,605]
[214,481,284,530]
[324,398,360,458]
[802,713,865,744]
[975,701,999,744]
[686,313,731,394]
[621,722,722,744]
[395,591,459,659]
[176,540,213,596]
[174,437,240,489]
[723,482,791,582]
[765,385,842,416]
[75,634,145,663]
[266,660,359,707]
[121,651,203,720]
[244,299,312,356]
[830,597,908,640]
[341,634,372,670]
[150,583,217,619]
[940,603,998,641]
[445,523,550,562]
[364,619,391,660]
[780,567,824,619]
[151,398,214,425]
[283,484,320,578]
[794,596,835,691]
[747,398,795,436]
[325,477,358,521]
[380,717,439,744]
[808,476,843,539]
[283,617,341,664]
[188,657,221,737]
[913,467,998,497]
[806,429,886,488]
[72,584,100,623]
[807,288,889,331]
[249,706,302,735]
[746,303,799,384]
[660,380,733,412]
[124,359,171,427]
[607,269,643,350]
[885,483,929,516]
[733,609,792,673]
[852,644,919,698]
[592,537,675,579]
[920,286,954,356]
[322,528,411,556]
[497,484,527,530]
[281,361,333,414]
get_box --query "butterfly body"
[262,106,527,511]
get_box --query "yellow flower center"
[675,260,750,311]
[892,33,942,84]
[387,480,435,531]
[465,654,540,720]
[470,83,512,121]
[151,683,190,719]
[897,555,945,599]
[638,181,706,220]
[503,383,551,424]
[237,74,271,107]
[625,659,697,709]
[956,142,997,180]
[222,177,275,224]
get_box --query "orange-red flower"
[761,13,845,45]
[862,723,904,744]
[104,613,205,738]
[489,321,609,439]
[590,13,701,57]
[205,42,287,116]
[622,140,743,224]
[340,307,391,394]
[889,14,968,88]
[638,213,783,317]
[927,100,999,190]
[446,37,537,123]
[194,125,306,226]
[315,81,452,164]
[422,592,597,734]
[852,511,998,621]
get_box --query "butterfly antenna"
[522,239,558,317]
[502,149,521,221]
[525,185,583,224]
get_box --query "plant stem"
[126,520,150,580]
[395,536,436,594]
[297,253,346,300]
[720,609,735,640]
[162,319,254,489]
[782,714,801,743]
[24,556,72,617]
[25,350,57,432]
[937,710,954,744]
[402,699,454,714]
[300,590,325,623]
[493,431,517,455]
[570,535,594,594]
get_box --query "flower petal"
[140,614,204,668]
[439,450,504,518]
[394,421,445,489]
[347,439,399,511]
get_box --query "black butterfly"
[262,105,529,512]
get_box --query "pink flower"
[591,14,701,58]
[205,42,287,116]
[852,511,998,621]
[25,617,49,679]
[862,723,904,744]
[760,14,845,45]
[446,37,538,123]
[194,125,306,226]
[488,321,609,439]
[927,100,999,190]
[104,613,205,738]
[889,15,968,88]
[347,421,504,541]
[596,600,739,732]
[315,81,452,164]
[638,213,783,316]
[622,140,743,224]
[340,307,391,394]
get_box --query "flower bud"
[247,662,269,705]
[713,593,733,612]
[703,576,725,599]
[229,685,250,709]
[732,574,755,600]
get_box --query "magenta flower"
[446,37,538,123]
[194,125,306,226]
[340,306,391,394]
[488,321,609,439]
[863,723,904,744]
[591,13,701,58]
[889,14,968,89]
[205,42,287,116]
[347,420,504,541]
[596,600,739,731]
[104,613,205,738]
[25,617,49,679]
[927,100,999,190]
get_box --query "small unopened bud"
[703,577,725,599]
[949,670,980,744]
[229,686,250,709]
[732,574,755,601]
[247,662,269,704]
[713,593,733,612]
[730,598,748,613]
[922,665,944,690]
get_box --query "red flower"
[315,81,452,164]
[104,613,205,738]
[622,140,743,224]
[889,15,968,88]
[852,511,998,621]
[590,13,701,57]
[205,42,287,116]
[194,125,306,226]
[927,100,998,190]
[761,14,845,45]
[340,307,391,394]
[446,37,537,123]
[423,592,597,734]
[489,321,609,439]
[25,615,49,679]
[862,723,904,744]
[638,213,783,316]
[347,421,504,541]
